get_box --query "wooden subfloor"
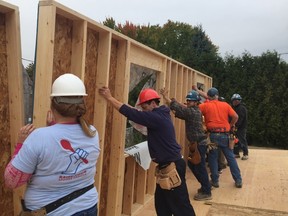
[135,148,288,216]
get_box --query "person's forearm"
[4,143,32,189]
[230,114,239,127]
[197,89,208,99]
[5,162,32,189]
[192,85,208,99]
[106,96,124,110]
[163,95,171,105]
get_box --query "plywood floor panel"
[135,148,288,216]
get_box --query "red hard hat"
[137,88,160,105]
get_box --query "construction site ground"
[135,147,288,216]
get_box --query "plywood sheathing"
[84,29,98,124]
[0,12,14,216]
[53,14,73,78]
[0,1,24,215]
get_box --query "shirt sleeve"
[12,131,40,174]
[119,104,164,129]
[170,100,188,120]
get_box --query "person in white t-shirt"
[4,73,100,216]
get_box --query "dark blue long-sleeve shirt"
[119,104,182,164]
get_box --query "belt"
[22,184,94,214]
[208,127,228,133]
[158,157,183,168]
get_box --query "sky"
[3,0,288,67]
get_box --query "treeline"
[103,18,288,149]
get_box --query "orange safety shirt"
[199,100,236,132]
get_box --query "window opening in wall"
[125,63,157,148]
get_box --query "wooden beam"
[94,31,112,195]
[135,166,147,205]
[71,19,87,78]
[174,65,183,143]
[130,44,163,72]
[164,60,172,92]
[169,63,177,125]
[179,68,188,155]
[106,40,130,216]
[4,4,25,216]
[122,157,136,214]
[33,3,56,127]
[146,163,156,195]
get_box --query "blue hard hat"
[207,87,219,97]
[186,90,200,101]
[231,93,242,101]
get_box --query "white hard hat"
[50,73,87,97]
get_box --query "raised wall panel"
[0,1,24,215]
[1,1,213,215]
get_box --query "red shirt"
[199,100,236,132]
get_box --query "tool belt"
[20,184,94,216]
[155,162,182,190]
[229,133,238,150]
[187,142,201,165]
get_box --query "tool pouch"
[155,162,182,190]
[229,134,235,150]
[187,142,201,165]
[19,208,46,216]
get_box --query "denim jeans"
[187,139,211,194]
[71,203,98,216]
[208,133,242,184]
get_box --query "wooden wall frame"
[33,1,212,215]
[1,0,212,215]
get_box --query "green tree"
[102,17,118,31]
[104,19,219,73]
[25,62,34,82]
[218,51,288,149]
[103,17,288,149]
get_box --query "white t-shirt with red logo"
[12,123,100,215]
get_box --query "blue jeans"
[71,203,98,216]
[208,133,242,184]
[187,139,211,194]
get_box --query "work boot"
[234,154,240,158]
[241,155,249,160]
[235,181,242,188]
[197,187,213,193]
[193,192,212,201]
[210,181,219,188]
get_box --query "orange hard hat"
[137,88,160,105]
